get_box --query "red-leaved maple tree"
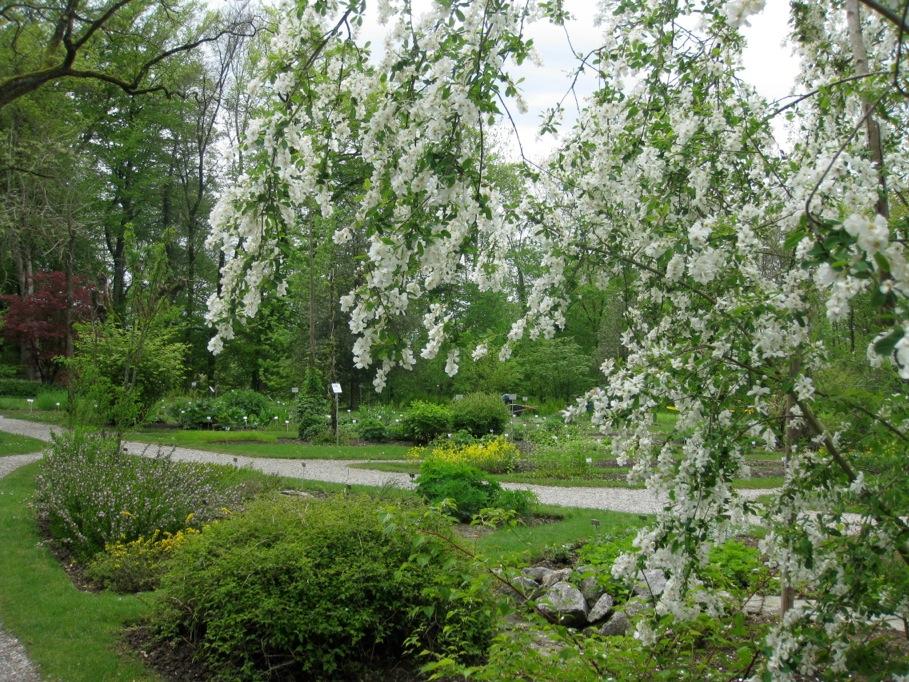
[1,272,95,382]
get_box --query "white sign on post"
[330,383,342,445]
[291,387,299,394]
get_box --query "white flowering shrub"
[206,0,909,676]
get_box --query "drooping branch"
[0,2,257,109]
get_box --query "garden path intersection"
[0,415,774,515]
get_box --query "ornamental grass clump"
[34,430,234,561]
[152,495,497,679]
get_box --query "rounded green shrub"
[415,459,535,522]
[153,495,496,679]
[402,400,452,443]
[160,396,217,428]
[214,389,275,429]
[451,393,510,437]
[356,416,388,442]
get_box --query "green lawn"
[0,431,45,456]
[130,428,412,460]
[349,460,785,490]
[0,407,68,425]
[474,506,647,564]
[0,463,157,681]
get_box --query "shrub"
[296,369,328,441]
[701,540,774,596]
[159,396,218,428]
[152,495,496,679]
[65,318,186,427]
[214,389,275,429]
[576,532,638,602]
[0,378,43,397]
[86,527,199,592]
[33,430,233,561]
[356,415,388,442]
[402,400,452,443]
[415,459,535,521]
[451,392,510,437]
[415,436,520,473]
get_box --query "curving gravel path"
[0,415,773,515]
[0,450,43,682]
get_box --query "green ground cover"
[129,428,411,460]
[0,406,68,425]
[349,460,785,490]
[0,431,45,456]
[0,463,155,681]
[473,507,646,564]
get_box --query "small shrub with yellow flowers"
[86,523,203,592]
[409,435,520,473]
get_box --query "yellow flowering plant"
[409,436,520,474]
[86,526,202,593]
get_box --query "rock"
[512,576,542,597]
[599,611,630,636]
[279,489,314,498]
[580,575,603,605]
[537,581,588,627]
[622,597,649,618]
[587,592,614,623]
[633,569,667,598]
[541,567,572,588]
[521,566,549,583]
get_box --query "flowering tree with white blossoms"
[206,0,909,676]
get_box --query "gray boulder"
[521,566,550,583]
[541,567,572,588]
[587,592,614,623]
[579,575,603,605]
[537,581,588,627]
[622,597,649,618]
[512,576,542,597]
[599,611,630,636]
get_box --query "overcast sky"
[352,0,801,162]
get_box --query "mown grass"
[0,407,68,425]
[0,431,45,456]
[0,462,157,681]
[349,460,785,490]
[130,428,412,460]
[473,505,648,564]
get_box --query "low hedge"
[0,378,44,397]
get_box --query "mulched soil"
[124,625,428,682]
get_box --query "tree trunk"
[846,0,889,220]
[781,357,802,618]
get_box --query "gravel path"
[0,450,43,682]
[0,415,773,515]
